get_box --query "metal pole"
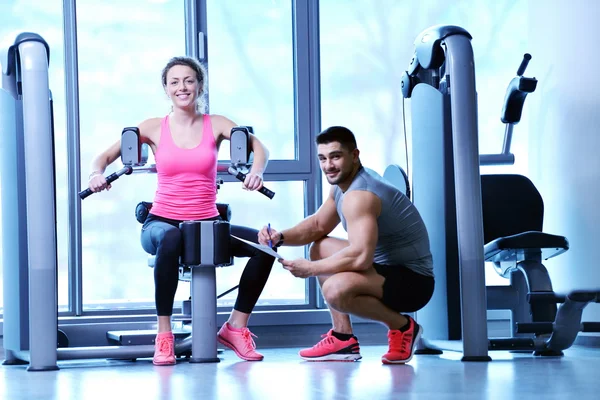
[63,0,84,316]
[19,39,59,371]
[502,124,514,154]
[444,34,491,361]
[189,267,219,363]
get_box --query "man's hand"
[258,225,281,247]
[279,258,314,278]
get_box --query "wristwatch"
[275,232,284,247]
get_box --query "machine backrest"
[480,174,544,244]
[383,164,411,199]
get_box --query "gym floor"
[1,341,600,399]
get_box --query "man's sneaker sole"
[300,353,362,362]
[217,335,264,361]
[381,325,423,365]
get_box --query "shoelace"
[314,334,336,349]
[157,337,174,355]
[389,331,411,352]
[401,332,413,352]
[240,328,258,351]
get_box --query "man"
[259,126,434,364]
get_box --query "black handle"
[78,187,94,200]
[501,54,537,124]
[79,166,133,200]
[233,171,275,199]
[516,53,532,76]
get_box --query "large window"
[0,0,68,311]
[1,0,312,315]
[76,0,186,310]
[77,0,308,310]
[205,0,309,305]
[319,0,529,285]
[215,181,306,306]
[206,0,296,161]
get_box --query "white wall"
[527,0,600,323]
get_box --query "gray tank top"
[334,167,434,277]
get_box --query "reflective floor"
[2,344,600,400]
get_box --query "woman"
[87,56,275,365]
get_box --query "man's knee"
[309,237,348,261]
[308,240,324,261]
[321,279,351,312]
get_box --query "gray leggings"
[141,213,275,316]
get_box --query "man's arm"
[276,187,341,246]
[308,190,380,275]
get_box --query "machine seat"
[484,230,569,263]
[143,202,232,279]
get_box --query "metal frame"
[405,26,490,361]
[1,32,59,370]
[293,0,323,308]
[63,0,83,317]
[444,34,489,360]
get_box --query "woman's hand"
[243,171,264,191]
[88,172,111,193]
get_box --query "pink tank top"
[150,114,219,220]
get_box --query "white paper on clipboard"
[231,235,283,259]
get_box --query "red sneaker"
[217,323,264,361]
[153,331,176,366]
[299,330,362,362]
[382,316,422,364]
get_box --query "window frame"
[57,0,325,318]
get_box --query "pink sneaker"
[153,331,176,366]
[381,316,422,364]
[217,322,264,361]
[299,330,362,362]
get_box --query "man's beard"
[325,168,351,185]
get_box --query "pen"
[267,223,273,248]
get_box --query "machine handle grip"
[232,171,275,199]
[258,186,275,199]
[78,187,94,200]
[79,166,133,200]
[516,53,532,76]
[501,54,537,124]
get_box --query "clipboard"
[231,235,283,259]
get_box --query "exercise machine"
[78,126,275,200]
[401,25,600,359]
[1,32,274,370]
[1,33,59,371]
[79,127,274,363]
[400,25,490,361]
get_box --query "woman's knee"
[249,251,276,268]
[230,225,259,244]
[154,225,182,255]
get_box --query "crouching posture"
[259,126,434,364]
